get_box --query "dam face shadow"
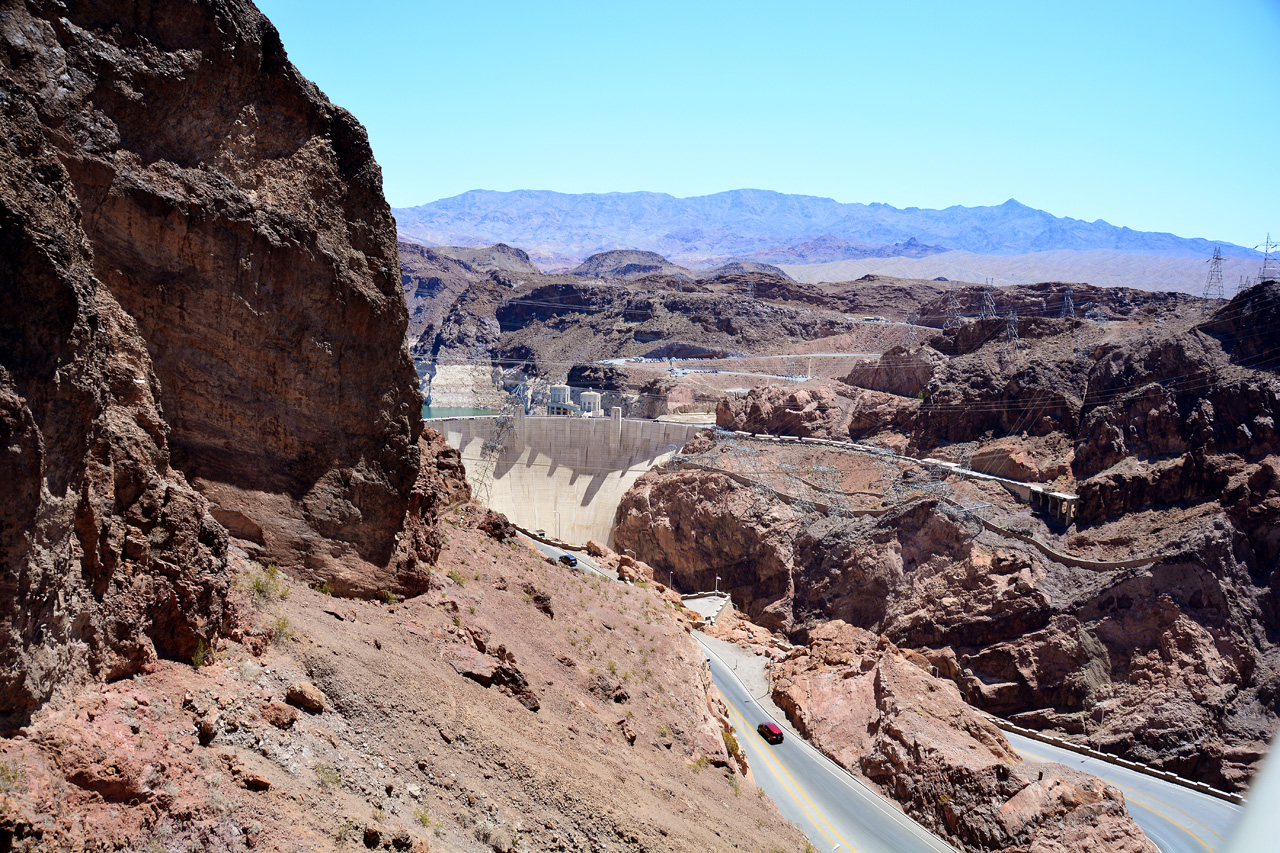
[437,414,704,546]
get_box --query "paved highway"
[699,633,1245,853]
[520,534,617,580]
[698,637,954,853]
[1006,733,1243,853]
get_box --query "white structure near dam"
[434,410,704,546]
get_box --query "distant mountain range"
[392,189,1258,271]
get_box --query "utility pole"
[1203,247,1225,312]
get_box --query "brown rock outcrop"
[771,622,1157,853]
[615,468,797,630]
[1,6,234,729]
[716,382,852,439]
[1,0,465,727]
[841,344,944,398]
[1,0,444,599]
[285,682,326,714]
[845,387,920,439]
[617,444,1277,788]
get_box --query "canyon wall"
[0,0,454,726]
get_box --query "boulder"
[261,701,300,730]
[286,683,326,714]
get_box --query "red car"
[757,722,784,744]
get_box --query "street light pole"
[715,575,720,593]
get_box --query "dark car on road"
[757,722,784,744]
[558,554,578,567]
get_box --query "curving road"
[520,535,616,580]
[699,634,1244,853]
[699,637,954,853]
[1006,733,1242,853]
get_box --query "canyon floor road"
[699,637,955,853]
[700,634,1245,853]
[1004,733,1243,853]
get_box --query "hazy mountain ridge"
[393,189,1258,267]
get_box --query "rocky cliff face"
[617,439,1277,789]
[715,382,853,438]
[772,622,1158,853]
[0,0,456,726]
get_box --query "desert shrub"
[191,640,213,669]
[245,561,290,606]
[721,729,742,761]
[315,763,341,788]
[0,758,23,795]
[271,616,293,646]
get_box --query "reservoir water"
[423,406,497,420]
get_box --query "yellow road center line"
[1016,747,1216,852]
[723,696,860,853]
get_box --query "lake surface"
[422,406,497,420]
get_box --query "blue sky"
[257,0,1278,248]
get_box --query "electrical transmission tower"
[1258,234,1279,284]
[943,287,963,331]
[1236,275,1253,296]
[1203,247,1225,311]
[778,463,816,517]
[1061,286,1075,319]
[746,280,756,299]
[978,279,998,320]
[471,389,521,505]
[1002,310,1020,366]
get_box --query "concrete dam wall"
[435,413,705,546]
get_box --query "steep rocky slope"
[771,622,1158,853]
[400,242,540,361]
[0,0,462,728]
[400,241,487,356]
[0,508,806,852]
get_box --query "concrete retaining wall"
[989,717,1246,805]
[436,414,705,547]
